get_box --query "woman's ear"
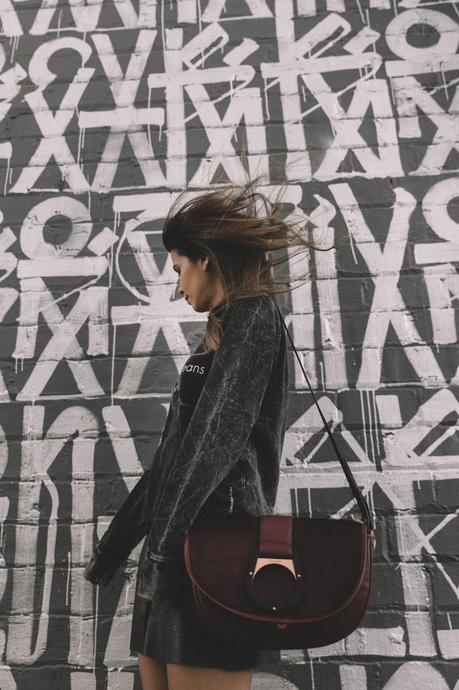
[200,257,209,271]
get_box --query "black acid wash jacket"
[89,292,289,598]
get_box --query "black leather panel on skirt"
[130,542,280,670]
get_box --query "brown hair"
[162,176,332,351]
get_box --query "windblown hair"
[162,177,331,351]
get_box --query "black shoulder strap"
[270,295,374,532]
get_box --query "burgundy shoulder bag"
[184,299,374,650]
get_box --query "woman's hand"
[83,545,123,587]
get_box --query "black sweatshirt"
[94,293,289,597]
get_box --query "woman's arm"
[84,469,150,585]
[85,398,176,585]
[145,294,281,561]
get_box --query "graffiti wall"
[0,0,458,688]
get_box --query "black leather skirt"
[130,542,280,670]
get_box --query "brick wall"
[0,1,458,688]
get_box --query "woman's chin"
[192,301,208,313]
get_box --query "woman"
[84,180,316,690]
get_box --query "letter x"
[330,183,445,388]
[304,74,403,179]
[15,282,105,399]
[80,30,165,191]
[10,67,94,193]
[393,76,459,175]
[187,85,268,186]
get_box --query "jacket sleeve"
[95,469,150,563]
[93,396,177,564]
[145,294,281,560]
[84,468,151,586]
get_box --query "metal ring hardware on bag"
[246,516,304,613]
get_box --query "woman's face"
[170,249,224,313]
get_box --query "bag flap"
[184,514,370,623]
